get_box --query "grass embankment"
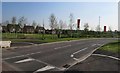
[2,33,81,43]
[99,41,120,53]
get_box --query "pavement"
[2,38,119,73]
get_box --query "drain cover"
[63,64,71,68]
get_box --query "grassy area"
[2,33,81,42]
[99,41,120,53]
[2,33,85,43]
[2,33,57,39]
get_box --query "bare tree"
[18,16,27,28]
[49,13,58,36]
[49,13,57,30]
[54,20,58,30]
[96,25,101,32]
[59,20,64,30]
[11,16,17,24]
[32,20,37,28]
[108,26,112,32]
[84,23,89,31]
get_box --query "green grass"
[99,41,120,53]
[2,33,58,39]
[2,33,81,43]
[3,38,81,43]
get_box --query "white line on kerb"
[54,45,71,50]
[3,51,41,60]
[92,54,120,61]
[34,66,55,72]
[15,58,34,64]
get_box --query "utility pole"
[42,19,45,40]
[99,16,100,32]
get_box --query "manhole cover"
[63,64,71,68]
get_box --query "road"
[2,38,118,73]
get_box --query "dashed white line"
[92,44,96,46]
[92,44,101,47]
[70,47,88,61]
[15,58,34,64]
[54,45,71,50]
[73,47,88,55]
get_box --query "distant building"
[2,26,7,33]
[23,26,34,33]
[45,29,56,34]
[7,24,21,33]
[35,26,45,33]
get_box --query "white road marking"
[73,58,79,61]
[3,51,41,60]
[92,44,96,46]
[73,47,88,55]
[54,45,71,50]
[34,66,55,72]
[92,54,120,61]
[97,44,101,46]
[92,44,101,47]
[15,58,34,64]
[70,55,74,57]
[70,47,88,61]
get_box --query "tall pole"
[42,19,45,40]
[99,16,100,32]
[98,16,101,37]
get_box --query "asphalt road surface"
[2,38,119,73]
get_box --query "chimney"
[104,26,106,32]
[77,19,80,30]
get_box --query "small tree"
[11,16,17,24]
[49,13,58,39]
[69,13,74,37]
[96,25,101,32]
[108,26,112,32]
[59,20,64,30]
[69,13,74,30]
[18,16,27,28]
[49,13,57,30]
[96,24,101,37]
[83,23,89,37]
[32,20,37,28]
[11,16,17,38]
[84,23,89,31]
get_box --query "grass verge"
[3,38,81,43]
[99,41,120,53]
